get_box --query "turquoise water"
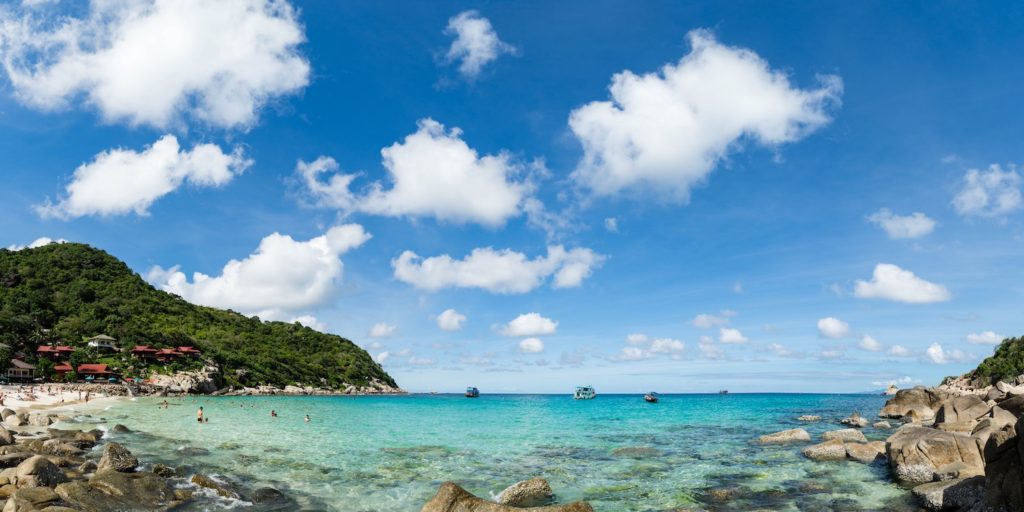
[67,393,917,511]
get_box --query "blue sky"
[1,1,1022,393]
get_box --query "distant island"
[0,242,399,395]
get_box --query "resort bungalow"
[36,345,76,361]
[154,348,183,362]
[76,364,119,382]
[87,335,121,352]
[130,345,159,361]
[53,362,73,378]
[6,359,36,382]
[176,346,201,357]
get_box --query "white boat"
[574,386,596,400]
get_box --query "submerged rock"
[846,442,886,464]
[840,413,869,428]
[757,429,810,444]
[796,415,821,422]
[421,482,593,512]
[610,447,660,458]
[251,486,288,504]
[497,477,554,507]
[190,473,241,499]
[873,421,892,429]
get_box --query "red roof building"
[130,345,159,358]
[53,362,73,376]
[154,348,183,362]
[77,364,116,376]
[36,345,76,360]
[176,346,201,356]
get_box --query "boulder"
[846,441,886,464]
[880,387,949,421]
[840,413,869,428]
[886,427,984,485]
[757,429,810,445]
[26,414,54,428]
[421,482,593,512]
[497,478,554,507]
[13,456,67,488]
[190,473,240,499]
[3,416,24,428]
[150,464,176,478]
[933,461,976,481]
[796,415,821,422]
[88,470,177,504]
[935,420,978,434]
[0,410,14,421]
[821,429,867,443]
[873,421,892,429]
[912,477,984,511]
[97,442,138,472]
[935,395,990,424]
[981,418,1024,511]
[0,454,32,469]
[3,486,59,512]
[110,425,131,434]
[801,439,847,461]
[995,395,1024,417]
[251,487,288,505]
[0,427,14,446]
[77,461,97,474]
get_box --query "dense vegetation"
[0,243,396,389]
[968,335,1024,384]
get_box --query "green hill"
[968,335,1024,384]
[0,242,397,391]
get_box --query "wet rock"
[846,441,886,464]
[4,486,59,511]
[873,421,892,429]
[757,429,810,444]
[0,454,31,469]
[41,441,82,458]
[0,410,14,421]
[912,476,983,511]
[421,482,593,512]
[497,478,554,507]
[150,464,176,478]
[77,461,96,474]
[110,425,131,434]
[190,473,240,499]
[887,427,984,485]
[801,439,847,461]
[840,413,869,428]
[796,415,821,422]
[97,442,138,472]
[251,486,287,504]
[610,447,660,458]
[0,427,14,446]
[13,456,67,488]
[880,387,949,421]
[821,429,867,443]
[26,414,54,428]
[88,469,177,504]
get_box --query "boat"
[644,392,659,403]
[573,386,596,400]
[718,389,729,395]
[465,387,479,398]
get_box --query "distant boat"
[718,390,729,395]
[574,386,596,400]
[644,392,659,403]
[465,387,479,398]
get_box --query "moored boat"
[718,389,729,395]
[574,385,596,400]
[644,392,658,403]
[465,386,479,398]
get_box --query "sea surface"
[64,393,919,511]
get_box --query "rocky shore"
[753,376,1024,512]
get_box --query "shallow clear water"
[68,393,918,511]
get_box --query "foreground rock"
[97,442,138,472]
[497,477,554,507]
[912,477,984,511]
[821,429,867,443]
[14,456,68,488]
[757,428,810,444]
[846,441,886,464]
[422,482,592,512]
[801,439,847,461]
[981,416,1024,511]
[887,427,984,485]
[880,387,949,421]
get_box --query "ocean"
[67,393,917,511]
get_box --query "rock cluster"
[422,481,592,512]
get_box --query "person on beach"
[197,406,204,423]
[84,392,90,403]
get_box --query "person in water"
[271,410,278,418]
[197,406,204,423]
[304,414,311,422]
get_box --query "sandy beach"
[0,384,121,413]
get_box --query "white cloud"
[767,343,791,357]
[853,263,951,304]
[889,345,911,357]
[0,0,309,129]
[625,333,648,345]
[966,331,1004,345]
[925,343,971,364]
[699,336,724,359]
[718,327,748,344]
[36,135,250,219]
[5,237,67,251]
[147,224,370,320]
[568,29,841,198]
[649,338,685,354]
[375,351,390,364]
[499,313,557,337]
[867,209,936,239]
[819,349,844,360]
[297,119,532,227]
[953,164,1022,217]
[393,245,604,294]
[443,10,515,80]
[817,317,851,339]
[604,217,618,232]
[369,322,396,338]
[518,337,544,353]
[612,346,654,361]
[291,315,325,332]
[872,376,921,387]
[858,335,883,352]
[692,310,736,329]
[436,309,467,332]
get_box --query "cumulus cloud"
[518,337,544,353]
[436,309,467,332]
[369,322,396,338]
[817,317,851,339]
[604,217,619,232]
[625,333,648,345]
[853,263,951,304]
[966,331,1004,345]
[718,327,748,344]
[767,343,792,357]
[36,135,250,219]
[953,164,1022,217]
[613,335,684,361]
[147,224,370,321]
[692,310,736,329]
[443,10,515,80]
[5,237,67,251]
[0,0,309,129]
[859,335,883,352]
[650,338,685,354]
[499,313,557,337]
[925,343,971,364]
[699,336,724,359]
[568,29,841,199]
[297,119,532,226]
[889,345,911,357]
[393,245,603,294]
[867,209,936,239]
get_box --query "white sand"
[0,384,122,413]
